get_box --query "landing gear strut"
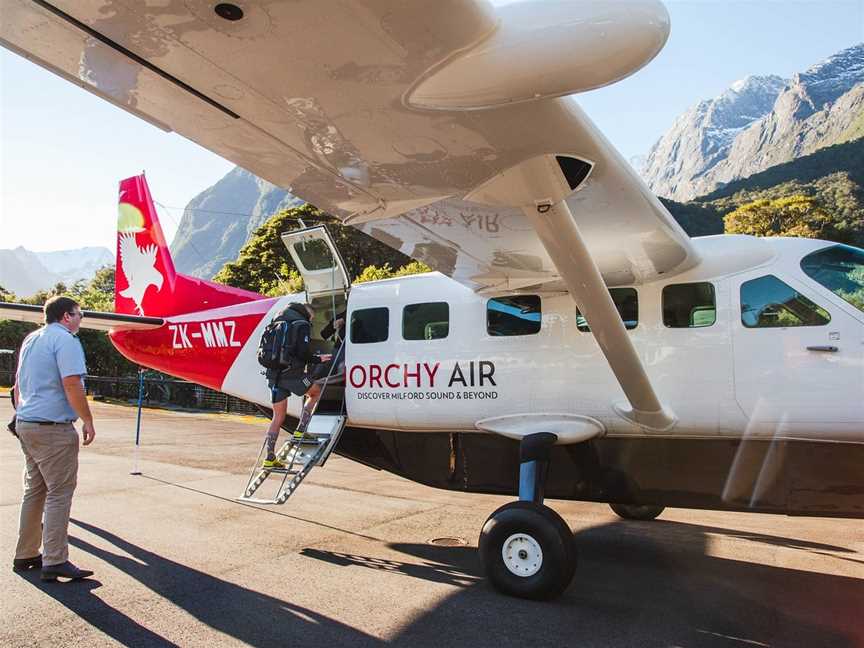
[479,433,577,600]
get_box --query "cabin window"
[800,244,864,313]
[403,302,449,340]
[663,282,716,328]
[487,296,541,336]
[740,275,830,328]
[350,307,389,343]
[576,288,638,332]
[291,239,335,271]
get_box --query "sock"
[265,430,278,460]
[297,406,313,434]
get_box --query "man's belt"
[18,420,73,426]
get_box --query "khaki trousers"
[15,421,79,567]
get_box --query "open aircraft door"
[280,226,350,300]
[280,226,351,455]
[281,225,350,421]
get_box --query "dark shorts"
[310,360,346,384]
[270,375,312,403]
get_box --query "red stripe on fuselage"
[109,298,277,389]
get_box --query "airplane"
[1,0,863,600]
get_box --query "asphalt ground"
[0,397,862,648]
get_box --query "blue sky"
[1,0,862,253]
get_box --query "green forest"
[663,138,864,246]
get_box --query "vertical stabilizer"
[115,174,262,316]
[116,175,176,315]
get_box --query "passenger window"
[663,282,716,328]
[403,302,449,340]
[291,239,335,271]
[487,295,541,336]
[576,288,637,332]
[350,307,389,343]
[740,275,830,328]
[801,244,864,313]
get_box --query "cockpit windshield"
[801,244,864,313]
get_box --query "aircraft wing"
[2,0,687,429]
[1,0,696,292]
[0,302,164,332]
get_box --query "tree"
[353,261,432,284]
[70,265,115,312]
[724,195,835,239]
[392,261,432,278]
[354,264,396,284]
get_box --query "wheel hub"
[501,533,543,577]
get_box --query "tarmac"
[1,397,862,648]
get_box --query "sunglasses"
[67,311,84,319]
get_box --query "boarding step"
[236,414,346,506]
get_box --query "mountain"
[35,247,114,285]
[170,167,303,278]
[0,246,113,297]
[0,248,57,296]
[643,43,864,201]
[642,75,787,200]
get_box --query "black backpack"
[257,317,309,371]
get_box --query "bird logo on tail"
[118,231,164,315]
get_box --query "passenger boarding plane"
[1,0,862,599]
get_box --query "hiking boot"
[262,457,286,470]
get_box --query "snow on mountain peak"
[641,43,863,201]
[795,42,864,106]
[728,74,786,96]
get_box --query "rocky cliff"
[170,167,303,278]
[643,43,864,201]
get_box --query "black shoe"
[12,555,42,572]
[41,561,94,582]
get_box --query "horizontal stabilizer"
[0,302,164,332]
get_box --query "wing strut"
[521,198,676,431]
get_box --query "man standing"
[12,296,95,581]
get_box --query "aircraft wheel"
[609,503,665,520]
[478,501,576,600]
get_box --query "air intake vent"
[555,156,592,191]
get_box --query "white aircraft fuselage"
[196,233,864,518]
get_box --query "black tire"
[609,503,665,521]
[478,501,577,600]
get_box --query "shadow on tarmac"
[307,520,864,648]
[12,571,181,647]
[66,519,384,648]
[300,545,481,588]
[18,517,859,648]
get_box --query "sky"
[1,0,862,254]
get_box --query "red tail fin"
[116,174,262,316]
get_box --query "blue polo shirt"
[16,323,87,423]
